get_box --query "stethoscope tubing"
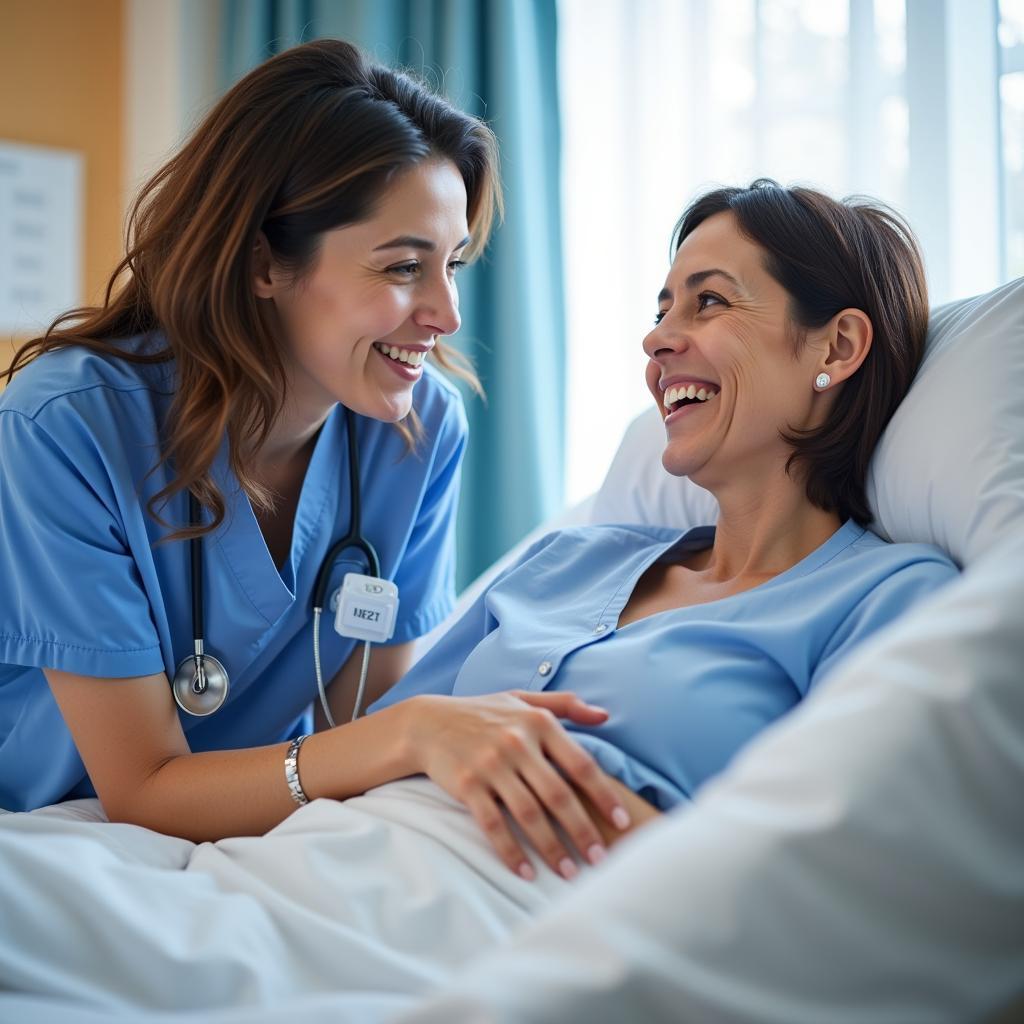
[313,408,380,612]
[189,492,205,650]
[177,407,380,719]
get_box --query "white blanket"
[0,777,574,1022]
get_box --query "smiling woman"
[657,181,928,529]
[254,159,470,434]
[0,39,634,864]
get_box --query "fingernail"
[587,844,606,865]
[518,861,536,881]
[558,857,578,881]
[612,806,631,831]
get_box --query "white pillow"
[590,277,1024,567]
[588,400,719,529]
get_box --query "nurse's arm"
[313,640,416,729]
[43,667,422,843]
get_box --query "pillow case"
[590,277,1024,567]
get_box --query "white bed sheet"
[0,777,576,1022]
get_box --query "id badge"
[333,573,399,643]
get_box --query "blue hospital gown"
[0,335,467,811]
[371,522,958,810]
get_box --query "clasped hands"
[404,691,661,881]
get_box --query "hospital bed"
[1,276,1022,1023]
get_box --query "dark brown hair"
[5,39,501,539]
[673,178,929,525]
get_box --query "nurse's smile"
[372,341,433,381]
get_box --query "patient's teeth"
[663,383,723,408]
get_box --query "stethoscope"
[171,408,384,727]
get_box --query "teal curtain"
[220,0,566,590]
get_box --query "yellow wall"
[0,0,124,376]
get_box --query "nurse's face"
[257,159,469,423]
[642,211,829,491]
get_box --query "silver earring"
[814,372,831,390]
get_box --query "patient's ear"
[252,232,278,299]
[820,308,873,385]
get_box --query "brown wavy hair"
[5,39,501,539]
[673,179,929,525]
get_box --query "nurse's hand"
[402,691,632,881]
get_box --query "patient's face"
[642,211,828,490]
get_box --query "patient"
[369,178,958,866]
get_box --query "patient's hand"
[573,775,662,849]
[402,691,636,881]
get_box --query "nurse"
[0,39,629,864]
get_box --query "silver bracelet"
[284,734,310,806]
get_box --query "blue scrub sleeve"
[810,555,958,690]
[387,399,469,643]
[0,410,164,677]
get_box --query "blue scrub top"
[371,522,958,810]
[0,335,467,811]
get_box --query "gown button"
[593,623,608,635]
[538,661,552,676]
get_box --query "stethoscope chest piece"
[176,491,230,717]
[172,650,229,717]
